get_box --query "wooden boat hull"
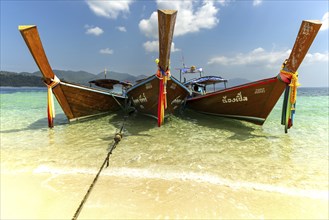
[127,75,190,119]
[55,81,125,121]
[185,77,286,125]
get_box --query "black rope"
[72,116,127,220]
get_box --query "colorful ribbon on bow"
[45,75,60,128]
[280,69,300,105]
[279,62,300,132]
[156,68,171,127]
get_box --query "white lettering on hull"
[255,88,265,94]
[132,93,148,105]
[171,95,183,105]
[145,83,152,90]
[222,92,248,104]
[170,83,177,90]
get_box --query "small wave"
[33,165,328,200]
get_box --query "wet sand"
[1,172,328,219]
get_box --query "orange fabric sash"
[156,69,171,127]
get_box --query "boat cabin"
[184,76,228,97]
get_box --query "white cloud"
[208,47,289,67]
[99,48,114,55]
[139,11,158,38]
[139,0,219,38]
[304,52,329,63]
[320,12,329,31]
[85,26,104,36]
[208,47,328,69]
[253,0,262,7]
[86,0,133,19]
[216,0,229,7]
[143,40,158,52]
[143,40,180,53]
[116,26,127,32]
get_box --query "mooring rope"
[111,93,126,112]
[72,115,128,220]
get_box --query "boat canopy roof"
[184,76,227,86]
[89,79,132,89]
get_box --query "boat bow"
[127,10,190,126]
[185,20,322,131]
[19,25,125,127]
[278,20,322,132]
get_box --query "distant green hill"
[0,70,148,87]
[0,71,44,87]
[0,70,250,87]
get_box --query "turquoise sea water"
[0,86,328,219]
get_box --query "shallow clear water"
[1,87,328,219]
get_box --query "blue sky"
[1,0,328,87]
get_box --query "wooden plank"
[285,20,322,73]
[157,10,177,71]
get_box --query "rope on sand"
[72,115,127,220]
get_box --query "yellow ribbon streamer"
[280,69,300,105]
[46,75,60,127]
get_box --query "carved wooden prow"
[157,9,177,71]
[284,20,322,73]
[19,25,74,119]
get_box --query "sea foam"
[33,165,328,200]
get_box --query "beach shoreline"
[1,171,328,219]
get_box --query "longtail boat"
[127,10,190,126]
[19,25,125,127]
[184,20,322,132]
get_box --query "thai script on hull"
[222,92,248,104]
[171,95,183,105]
[132,93,148,105]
